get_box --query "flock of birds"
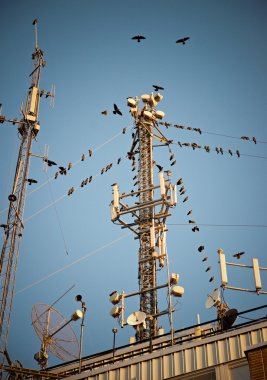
[131,35,190,45]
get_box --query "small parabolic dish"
[205,288,221,309]
[127,311,146,326]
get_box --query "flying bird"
[43,158,57,166]
[101,110,108,115]
[58,166,67,175]
[113,104,122,116]
[198,245,204,252]
[26,178,38,185]
[192,226,200,232]
[156,164,163,172]
[176,37,190,45]
[153,85,164,92]
[132,35,146,43]
[233,251,245,259]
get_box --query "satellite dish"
[32,303,79,367]
[222,308,238,330]
[127,311,146,326]
[205,289,221,309]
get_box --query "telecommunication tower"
[0,19,52,360]
[110,94,184,340]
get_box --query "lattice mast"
[0,20,46,356]
[110,93,179,340]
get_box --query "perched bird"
[81,154,86,161]
[156,164,163,172]
[252,136,257,144]
[176,37,190,45]
[205,266,211,272]
[67,162,72,170]
[165,170,172,176]
[170,160,176,166]
[183,143,190,147]
[153,84,164,92]
[183,196,188,203]
[113,104,122,116]
[215,147,220,154]
[117,157,121,165]
[101,168,105,175]
[88,149,93,156]
[26,178,38,185]
[122,127,127,134]
[180,189,186,195]
[178,141,183,148]
[169,154,174,161]
[179,186,185,192]
[101,110,108,115]
[177,178,183,186]
[236,150,240,158]
[202,257,208,262]
[187,209,192,216]
[54,172,58,179]
[219,147,223,155]
[188,220,196,224]
[132,35,146,43]
[228,149,233,156]
[209,276,215,283]
[88,176,93,182]
[233,251,245,259]
[198,245,205,252]
[241,136,249,140]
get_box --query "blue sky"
[0,0,267,369]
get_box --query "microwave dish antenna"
[205,288,221,309]
[32,303,79,368]
[127,311,146,326]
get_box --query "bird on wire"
[236,150,240,158]
[187,210,192,216]
[176,36,190,45]
[205,266,211,272]
[209,276,214,283]
[252,136,257,144]
[233,251,245,259]
[132,35,146,43]
[153,84,164,92]
[177,178,182,185]
[113,104,122,116]
[43,158,57,167]
[202,257,208,262]
[198,245,205,252]
[228,149,233,156]
[183,196,188,203]
[192,226,200,232]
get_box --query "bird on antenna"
[176,36,190,45]
[132,35,146,43]
[113,104,122,116]
[32,18,37,25]
[152,85,164,92]
[233,251,245,259]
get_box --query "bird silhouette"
[54,172,58,179]
[43,158,57,166]
[187,210,192,216]
[233,251,245,259]
[178,141,183,147]
[198,245,204,252]
[236,150,240,158]
[179,186,185,192]
[219,147,223,155]
[228,149,233,156]
[176,37,190,45]
[202,257,208,262]
[122,127,127,134]
[113,104,122,116]
[177,178,183,185]
[241,136,249,140]
[88,149,93,156]
[101,110,108,115]
[58,166,67,175]
[67,163,72,170]
[117,158,121,165]
[169,154,174,161]
[216,147,220,154]
[26,178,38,185]
[156,164,163,172]
[188,220,195,224]
[152,84,164,92]
[171,160,176,166]
[209,276,214,282]
[132,35,146,43]
[183,196,188,203]
[0,224,7,229]
[81,154,85,161]
[205,266,211,272]
[252,136,257,144]
[192,226,200,232]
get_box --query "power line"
[169,223,267,228]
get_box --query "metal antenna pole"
[0,19,46,360]
[137,115,157,339]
